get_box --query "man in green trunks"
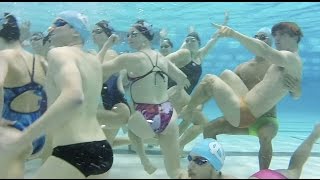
[202,27,300,170]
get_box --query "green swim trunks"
[248,116,278,136]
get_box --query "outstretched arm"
[198,11,229,61]
[212,23,299,68]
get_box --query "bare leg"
[203,116,248,139]
[257,122,278,170]
[168,86,191,136]
[33,156,85,178]
[220,69,248,97]
[112,137,131,147]
[103,127,131,147]
[168,86,190,114]
[178,120,191,136]
[179,106,208,154]
[277,123,320,179]
[181,73,247,127]
[128,130,157,175]
[97,103,130,129]
[158,121,185,178]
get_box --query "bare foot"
[142,160,157,175]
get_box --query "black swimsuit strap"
[31,54,36,82]
[20,54,33,81]
[139,51,156,68]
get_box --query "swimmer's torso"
[45,47,106,146]
[127,51,169,104]
[245,61,302,118]
[3,50,46,115]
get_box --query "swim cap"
[256,27,272,45]
[0,13,20,41]
[96,20,114,37]
[257,27,271,38]
[57,10,90,43]
[133,19,154,41]
[186,31,201,45]
[190,138,225,171]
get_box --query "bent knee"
[201,74,218,96]
[202,74,218,84]
[113,103,130,123]
[220,69,233,76]
[203,117,226,138]
[258,124,278,141]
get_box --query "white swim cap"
[256,27,273,45]
[257,27,271,38]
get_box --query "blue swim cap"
[190,138,225,171]
[57,10,90,43]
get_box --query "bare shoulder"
[119,52,141,61]
[0,49,19,61]
[47,47,78,66]
[47,46,67,59]
[281,50,302,68]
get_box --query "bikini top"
[127,51,168,104]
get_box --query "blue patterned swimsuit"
[2,55,47,155]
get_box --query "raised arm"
[166,48,191,68]
[97,34,119,63]
[23,48,85,141]
[198,11,229,61]
[198,32,220,62]
[212,23,299,68]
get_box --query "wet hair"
[0,13,20,42]
[133,19,154,41]
[271,22,303,43]
[186,31,201,46]
[162,38,173,48]
[96,20,114,37]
